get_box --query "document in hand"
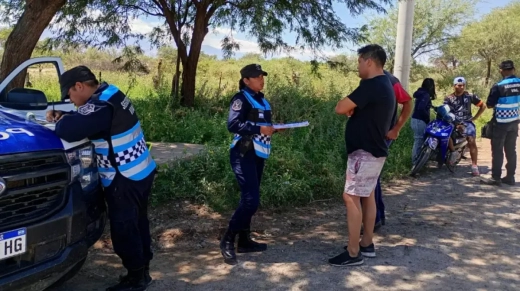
[273,121,310,129]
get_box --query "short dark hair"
[357,44,387,68]
[83,79,100,87]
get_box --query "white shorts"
[344,150,387,197]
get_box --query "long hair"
[238,78,246,90]
[421,78,436,100]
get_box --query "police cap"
[59,65,98,100]
[499,60,515,70]
[240,63,268,78]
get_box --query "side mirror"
[0,88,48,110]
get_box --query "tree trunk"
[170,53,181,101]
[0,0,66,93]
[178,8,209,107]
[485,59,491,86]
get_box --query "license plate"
[0,228,26,260]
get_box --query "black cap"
[240,63,268,78]
[499,60,515,70]
[59,66,97,100]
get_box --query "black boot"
[237,229,267,253]
[118,262,152,287]
[501,176,516,186]
[106,267,147,291]
[220,228,238,265]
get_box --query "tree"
[48,0,392,107]
[0,0,67,91]
[365,0,477,71]
[449,2,520,86]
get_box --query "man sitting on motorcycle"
[443,77,487,176]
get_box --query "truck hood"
[0,109,66,155]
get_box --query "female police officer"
[220,63,278,265]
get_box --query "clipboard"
[273,121,309,129]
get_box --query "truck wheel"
[45,258,86,290]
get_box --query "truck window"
[2,63,61,102]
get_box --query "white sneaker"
[471,165,480,176]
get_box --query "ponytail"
[239,79,246,90]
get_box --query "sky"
[37,0,516,61]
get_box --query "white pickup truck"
[0,57,106,291]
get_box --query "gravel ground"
[51,134,520,291]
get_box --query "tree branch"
[124,4,163,17]
[155,0,188,63]
[205,2,221,26]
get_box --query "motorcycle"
[410,105,468,176]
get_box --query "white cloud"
[129,18,162,34]
[128,19,340,60]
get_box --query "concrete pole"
[393,0,415,91]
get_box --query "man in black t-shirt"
[328,44,396,267]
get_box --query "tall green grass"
[132,76,417,211]
[24,57,495,211]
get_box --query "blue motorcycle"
[410,105,468,176]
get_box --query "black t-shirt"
[344,75,397,158]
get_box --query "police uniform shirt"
[55,83,113,142]
[486,75,520,123]
[227,87,272,135]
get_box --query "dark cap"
[240,63,268,78]
[499,60,515,70]
[59,65,97,99]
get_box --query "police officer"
[482,60,520,186]
[46,66,157,291]
[220,64,279,265]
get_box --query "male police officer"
[46,66,157,291]
[482,60,520,186]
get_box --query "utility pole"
[393,0,415,91]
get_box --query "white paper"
[273,121,309,129]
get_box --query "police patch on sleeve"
[78,103,95,115]
[231,99,242,111]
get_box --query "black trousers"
[228,147,265,232]
[490,121,518,179]
[104,171,156,271]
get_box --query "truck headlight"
[66,143,99,192]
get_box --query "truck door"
[0,57,76,115]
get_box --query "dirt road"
[51,135,520,291]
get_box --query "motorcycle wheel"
[410,146,432,177]
[446,146,465,173]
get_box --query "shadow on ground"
[49,137,520,291]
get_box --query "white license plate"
[0,228,27,260]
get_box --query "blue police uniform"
[228,87,272,228]
[54,76,156,290]
[220,64,273,265]
[485,62,520,184]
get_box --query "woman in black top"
[410,78,436,163]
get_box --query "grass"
[21,56,496,212]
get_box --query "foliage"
[445,1,520,85]
[38,0,393,106]
[0,27,13,48]
[365,0,477,71]
[19,51,420,210]
[1,0,516,211]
